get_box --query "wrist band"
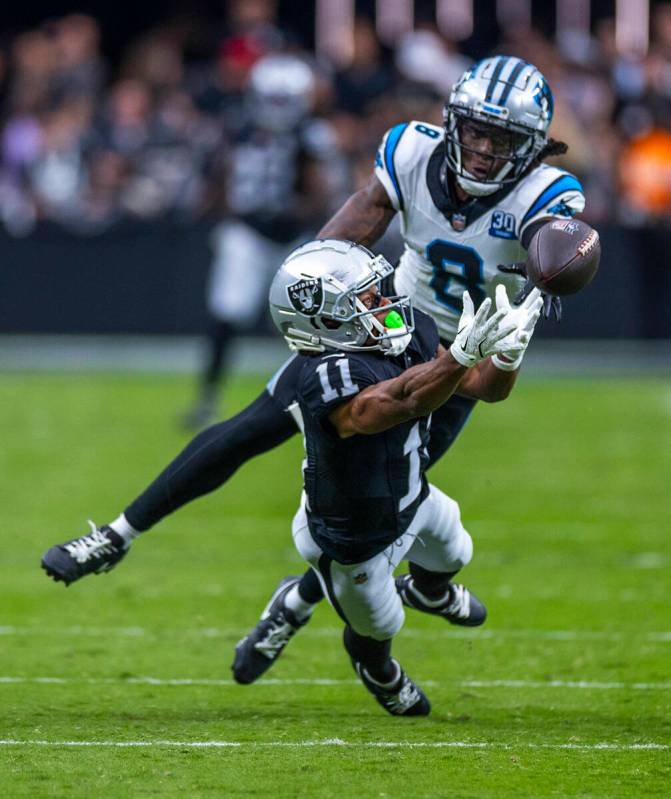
[449,343,474,367]
[492,353,523,371]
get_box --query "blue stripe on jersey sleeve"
[521,174,584,225]
[384,123,409,211]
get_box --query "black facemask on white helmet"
[269,239,414,356]
[444,55,553,197]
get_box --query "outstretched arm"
[329,347,467,437]
[456,285,545,402]
[318,174,397,247]
[456,355,520,403]
[329,290,520,437]
[334,345,519,434]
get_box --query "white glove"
[492,285,544,371]
[450,288,518,367]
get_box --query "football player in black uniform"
[231,239,542,715]
[182,53,335,429]
[41,57,564,607]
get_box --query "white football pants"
[292,484,473,641]
[207,220,303,327]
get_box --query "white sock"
[108,513,140,545]
[409,580,451,608]
[283,584,315,622]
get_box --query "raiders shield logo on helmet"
[287,278,324,316]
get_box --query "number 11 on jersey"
[317,359,359,403]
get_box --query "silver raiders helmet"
[269,239,414,353]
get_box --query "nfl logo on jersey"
[450,212,466,231]
[287,278,324,315]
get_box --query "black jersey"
[224,119,330,243]
[295,309,439,564]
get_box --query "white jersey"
[374,121,585,342]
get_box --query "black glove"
[497,262,562,322]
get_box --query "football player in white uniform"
[41,57,588,646]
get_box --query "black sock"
[409,563,458,600]
[298,568,324,604]
[201,318,236,401]
[343,626,397,684]
[124,390,297,530]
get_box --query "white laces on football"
[443,584,472,620]
[254,615,296,659]
[63,522,114,564]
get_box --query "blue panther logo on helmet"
[532,79,554,122]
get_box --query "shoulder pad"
[375,120,442,212]
[514,165,585,240]
[265,353,304,409]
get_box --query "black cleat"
[41,522,129,586]
[232,576,308,684]
[352,658,431,717]
[396,574,487,627]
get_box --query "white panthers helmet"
[247,54,315,132]
[269,239,414,354]
[444,55,554,197]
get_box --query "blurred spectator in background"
[2,5,671,236]
[395,25,469,96]
[0,3,670,345]
[6,29,56,114]
[48,14,105,102]
[616,3,671,226]
[334,17,393,114]
[231,0,285,49]
[25,96,94,226]
[619,126,671,221]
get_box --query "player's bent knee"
[351,599,405,641]
[351,611,404,642]
[433,490,473,569]
[448,525,473,571]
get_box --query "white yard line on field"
[0,677,368,687]
[460,680,671,690]
[0,738,667,751]
[1,676,669,690]
[1,625,670,642]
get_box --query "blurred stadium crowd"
[1,0,671,238]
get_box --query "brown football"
[526,219,601,296]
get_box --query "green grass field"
[1,372,670,798]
